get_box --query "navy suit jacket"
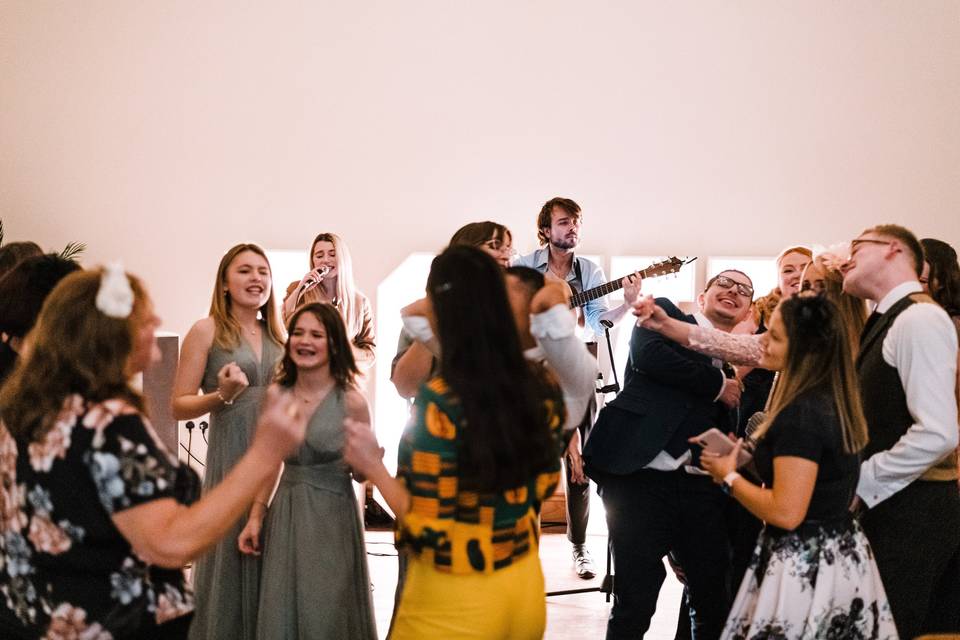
[583,298,731,479]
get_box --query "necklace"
[294,383,333,404]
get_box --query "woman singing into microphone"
[282,233,375,371]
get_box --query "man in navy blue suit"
[584,270,754,640]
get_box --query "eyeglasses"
[710,275,754,298]
[849,238,894,256]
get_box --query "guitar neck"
[569,266,652,309]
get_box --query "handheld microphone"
[304,266,331,289]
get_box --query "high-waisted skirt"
[722,516,899,639]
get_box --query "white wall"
[3,1,959,403]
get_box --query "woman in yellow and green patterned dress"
[345,244,567,639]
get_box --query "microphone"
[303,266,331,289]
[743,411,765,452]
[599,319,614,329]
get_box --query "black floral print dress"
[0,396,197,638]
[721,389,898,640]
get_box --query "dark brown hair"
[536,197,581,245]
[428,245,559,492]
[921,238,960,317]
[275,303,358,390]
[0,255,80,337]
[0,241,43,279]
[0,269,147,442]
[448,221,512,250]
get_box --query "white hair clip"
[95,262,134,318]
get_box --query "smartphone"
[694,428,752,468]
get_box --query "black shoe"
[572,544,596,579]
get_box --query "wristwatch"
[721,471,741,495]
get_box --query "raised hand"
[298,268,325,294]
[250,385,309,462]
[632,295,668,329]
[217,362,249,403]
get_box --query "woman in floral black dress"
[0,267,308,639]
[694,294,899,639]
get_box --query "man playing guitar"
[516,196,641,580]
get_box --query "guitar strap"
[573,256,583,294]
[571,257,600,357]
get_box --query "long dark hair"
[921,238,960,317]
[756,294,868,454]
[275,303,359,390]
[427,245,558,492]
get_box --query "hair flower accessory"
[96,262,134,318]
[813,242,851,273]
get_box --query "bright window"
[265,250,309,303]
[605,255,698,385]
[374,253,436,475]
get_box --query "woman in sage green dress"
[172,243,286,640]
[239,302,376,639]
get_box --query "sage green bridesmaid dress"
[255,388,376,640]
[189,333,282,640]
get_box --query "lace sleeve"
[687,325,763,367]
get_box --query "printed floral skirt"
[722,517,899,640]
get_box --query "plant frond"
[59,241,87,261]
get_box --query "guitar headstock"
[642,256,694,279]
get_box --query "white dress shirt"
[857,280,960,507]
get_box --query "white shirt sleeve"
[530,303,599,434]
[857,302,960,507]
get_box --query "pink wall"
[3,1,958,343]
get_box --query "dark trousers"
[600,468,732,640]
[564,395,597,544]
[861,479,960,639]
[674,497,761,640]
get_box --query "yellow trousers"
[390,550,546,639]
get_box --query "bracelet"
[217,389,235,405]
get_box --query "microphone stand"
[546,321,617,601]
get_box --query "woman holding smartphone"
[683,294,897,638]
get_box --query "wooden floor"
[365,530,685,639]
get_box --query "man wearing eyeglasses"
[842,224,960,639]
[583,270,751,640]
